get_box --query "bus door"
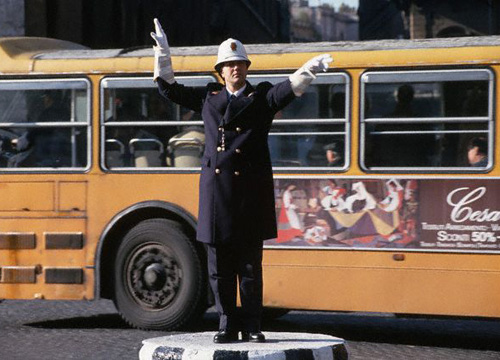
[0,78,91,300]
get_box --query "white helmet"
[215,38,251,71]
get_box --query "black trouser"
[206,240,263,333]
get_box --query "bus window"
[248,73,349,170]
[361,69,493,171]
[100,76,213,170]
[0,79,90,170]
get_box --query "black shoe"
[241,331,266,343]
[213,330,239,343]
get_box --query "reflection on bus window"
[268,81,348,169]
[103,86,204,169]
[362,71,491,170]
[0,83,89,169]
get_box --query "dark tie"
[229,94,236,103]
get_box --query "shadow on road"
[25,307,500,352]
[27,313,130,329]
[263,312,500,352]
[25,308,220,331]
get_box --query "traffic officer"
[151,18,332,343]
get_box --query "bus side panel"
[0,217,91,300]
[263,251,500,317]
[0,269,94,300]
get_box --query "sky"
[308,0,359,9]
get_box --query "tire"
[113,218,205,330]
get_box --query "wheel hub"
[143,263,167,290]
[126,243,182,309]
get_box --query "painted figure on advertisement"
[379,179,404,213]
[277,184,303,243]
[401,179,418,239]
[320,179,347,212]
[268,178,420,248]
[344,181,377,213]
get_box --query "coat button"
[235,148,241,154]
[236,127,242,133]
[217,146,222,152]
[234,171,240,176]
[215,168,221,174]
[218,127,223,131]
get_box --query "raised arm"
[151,18,175,84]
[151,19,206,112]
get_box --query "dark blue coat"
[158,78,296,244]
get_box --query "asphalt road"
[0,299,499,360]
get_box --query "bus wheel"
[113,218,204,330]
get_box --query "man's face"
[468,146,479,164]
[220,60,248,89]
[326,149,336,164]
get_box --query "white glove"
[289,54,333,96]
[150,18,175,84]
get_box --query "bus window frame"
[247,72,351,173]
[99,75,216,172]
[359,68,495,173]
[0,77,92,173]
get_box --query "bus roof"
[1,35,500,74]
[32,35,500,58]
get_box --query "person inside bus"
[390,84,414,118]
[375,84,434,167]
[108,95,163,167]
[467,136,488,167]
[151,18,332,343]
[14,90,71,167]
[324,141,343,167]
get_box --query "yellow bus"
[0,35,499,330]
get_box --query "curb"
[139,332,348,360]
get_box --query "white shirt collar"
[227,84,247,98]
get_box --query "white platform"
[139,331,347,359]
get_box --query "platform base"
[140,331,347,360]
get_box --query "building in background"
[409,0,499,38]
[357,0,500,40]
[0,0,25,37]
[1,0,290,48]
[290,0,358,42]
[0,0,499,47]
[358,0,409,40]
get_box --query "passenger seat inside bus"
[167,128,205,167]
[105,139,126,168]
[130,138,164,168]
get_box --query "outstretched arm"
[289,54,333,96]
[264,53,333,113]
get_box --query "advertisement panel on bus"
[267,178,500,252]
